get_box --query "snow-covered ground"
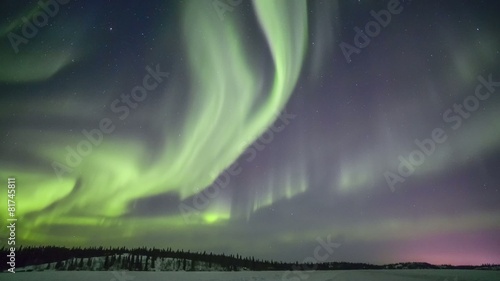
[3,270,500,281]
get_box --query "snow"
[15,254,226,272]
[2,270,500,281]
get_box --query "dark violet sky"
[1,0,500,265]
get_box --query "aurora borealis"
[1,0,500,265]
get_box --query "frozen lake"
[3,270,500,281]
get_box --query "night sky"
[1,0,500,265]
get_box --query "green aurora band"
[0,0,309,245]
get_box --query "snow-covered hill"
[16,253,228,272]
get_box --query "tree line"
[1,246,498,272]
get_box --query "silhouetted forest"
[1,246,499,272]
